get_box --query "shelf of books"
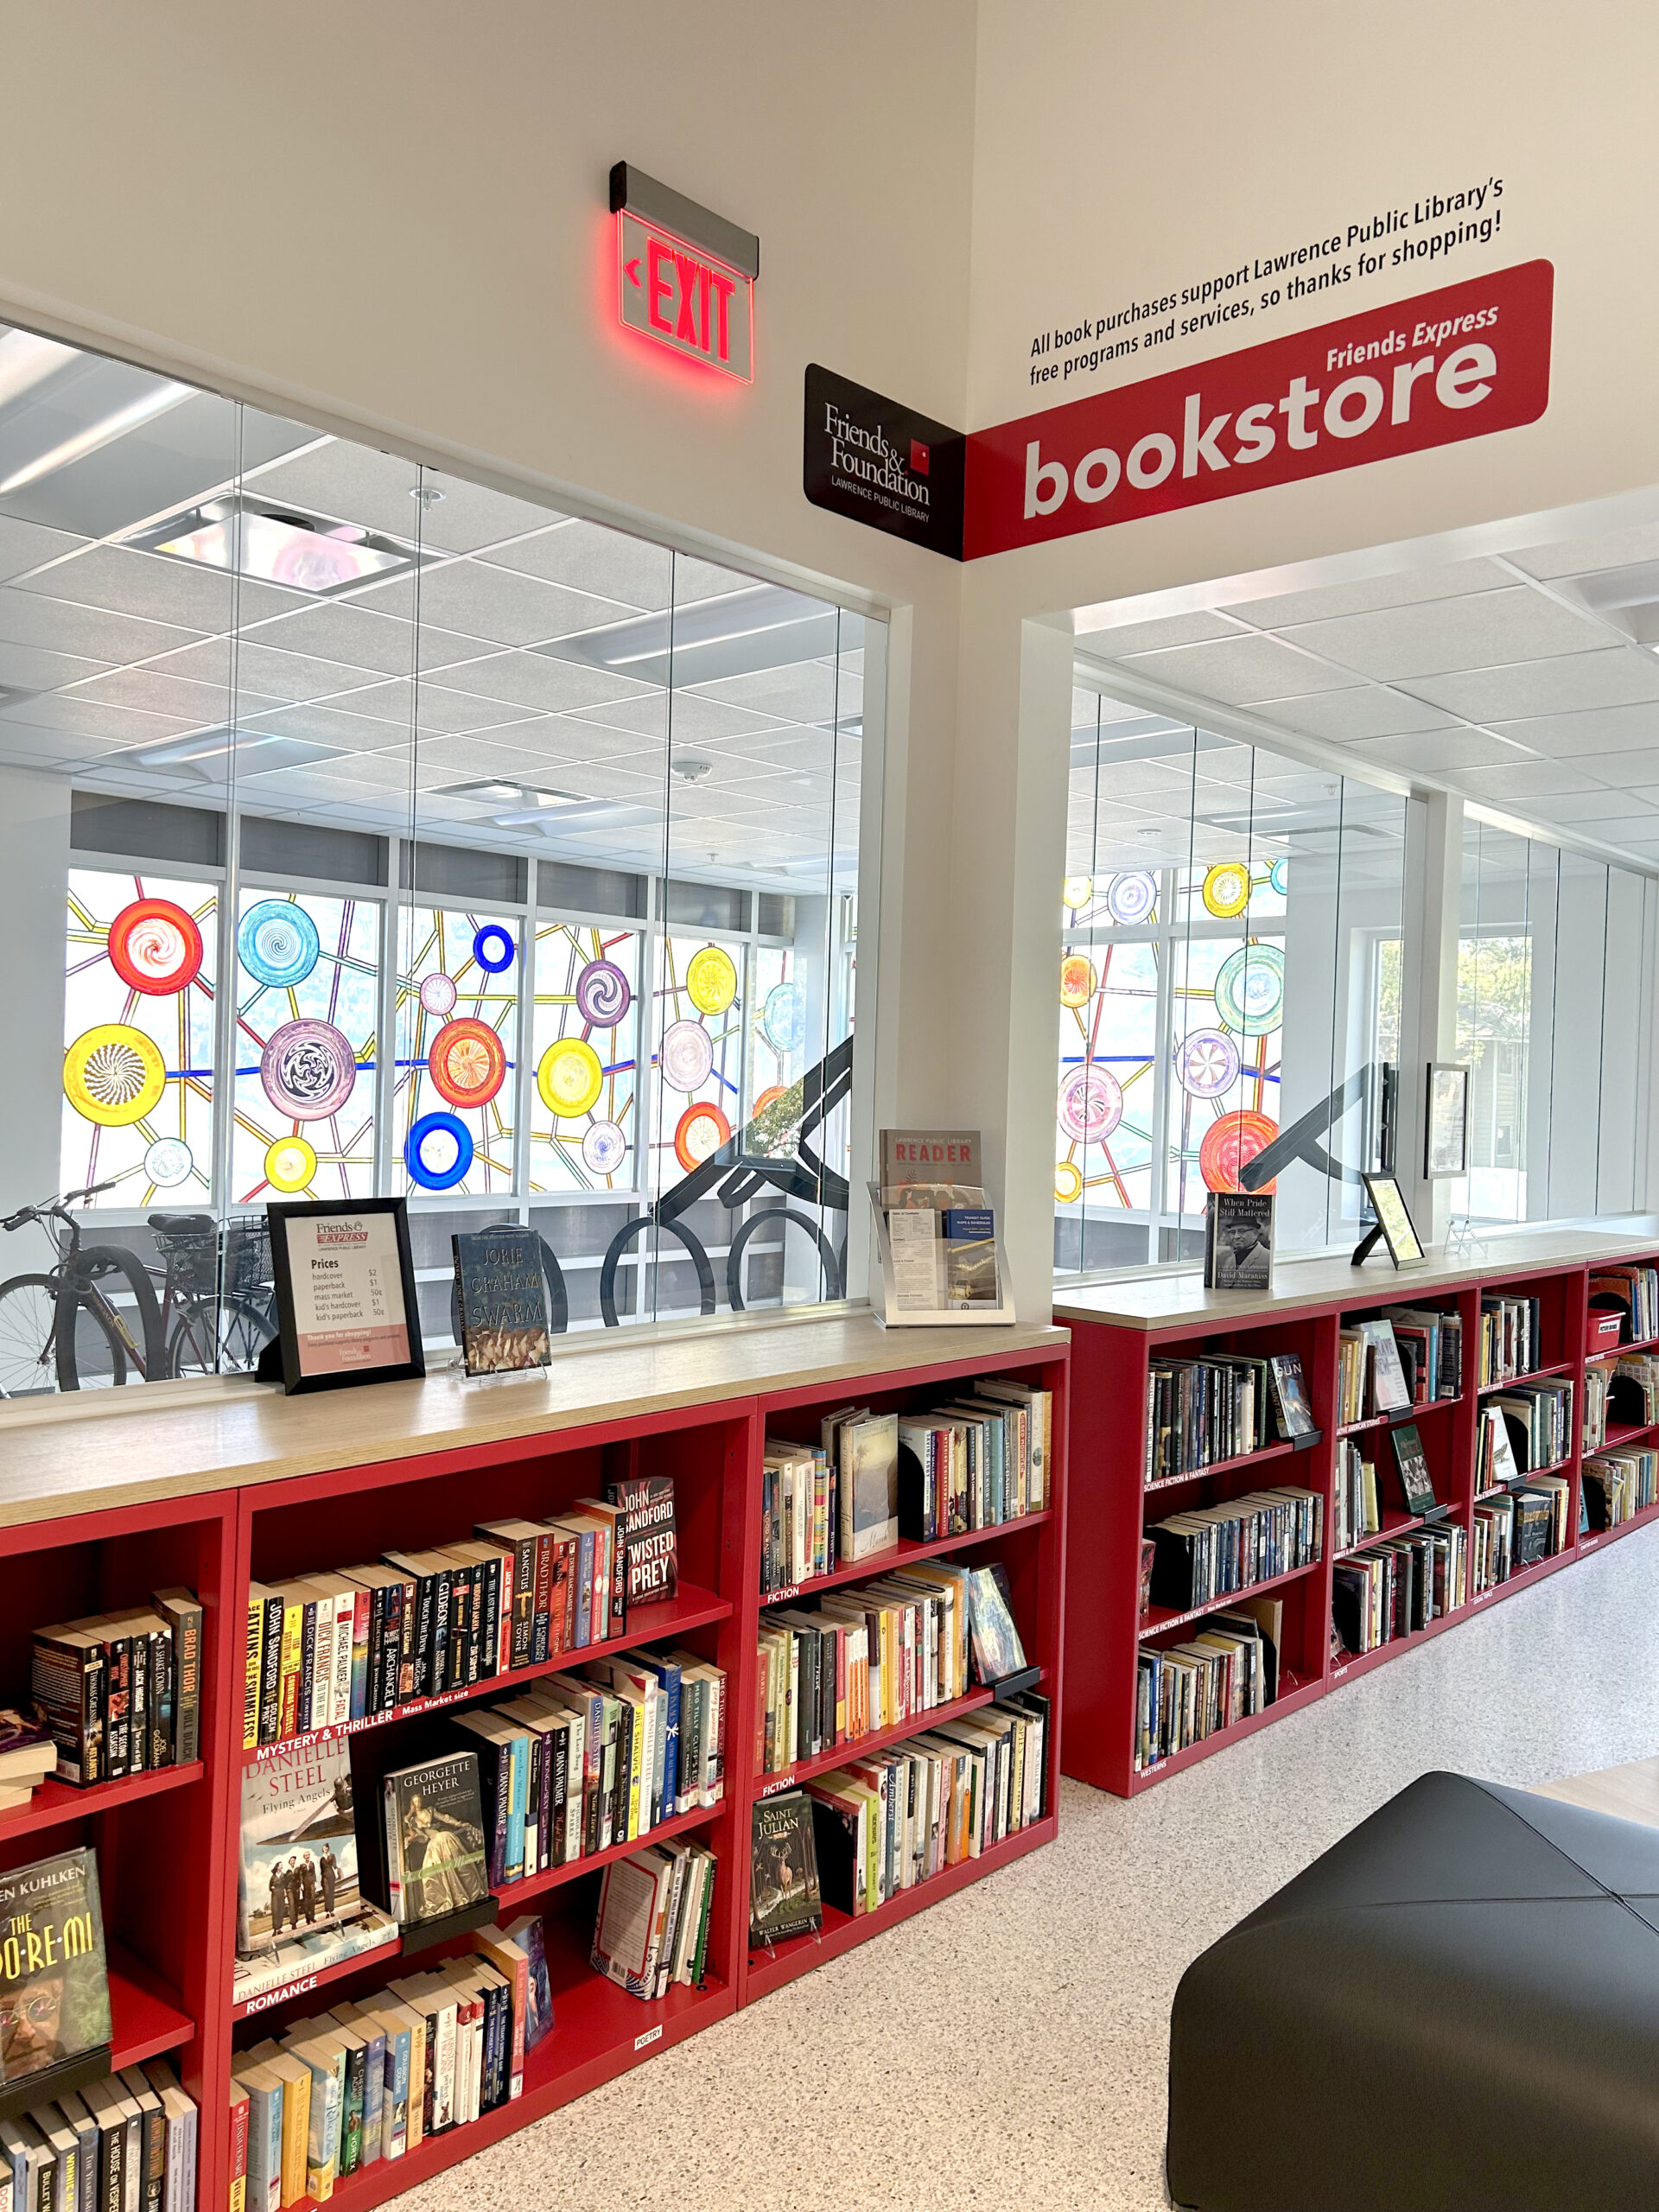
[1059,1246,1659,1796]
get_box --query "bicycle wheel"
[0,1274,63,1395]
[167,1300,222,1380]
[219,1295,277,1374]
[55,1287,131,1390]
[169,1296,275,1377]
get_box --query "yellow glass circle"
[264,1135,317,1193]
[1062,875,1093,912]
[63,1024,165,1128]
[1060,952,1098,1008]
[1055,1160,1083,1203]
[538,1037,604,1119]
[1202,861,1252,918]
[685,944,737,1016]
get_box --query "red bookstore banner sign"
[959,260,1553,559]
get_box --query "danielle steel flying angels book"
[235,1743,396,2005]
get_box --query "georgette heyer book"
[0,1846,111,2084]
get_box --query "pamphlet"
[889,1207,941,1311]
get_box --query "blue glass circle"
[473,923,516,974]
[238,899,321,988]
[405,1109,473,1191]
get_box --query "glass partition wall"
[3,331,873,1390]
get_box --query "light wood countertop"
[0,1310,1067,1530]
[1053,1223,1659,1332]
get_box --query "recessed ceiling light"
[437,777,585,810]
[132,728,346,778]
[132,496,422,596]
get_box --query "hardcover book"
[748,1793,821,1945]
[0,1847,111,2085]
[1267,1354,1315,1440]
[828,1409,899,1562]
[601,1477,677,1605]
[1203,1191,1274,1291]
[451,1231,551,1377]
[235,1744,396,2006]
[380,1752,489,1926]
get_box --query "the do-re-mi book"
[235,1744,397,2008]
[1203,1191,1274,1291]
[0,1847,111,2084]
[450,1230,550,1377]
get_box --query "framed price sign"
[266,1197,424,1395]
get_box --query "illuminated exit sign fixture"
[610,162,757,383]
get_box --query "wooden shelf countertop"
[0,1309,1068,1531]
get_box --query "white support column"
[1399,787,1462,1243]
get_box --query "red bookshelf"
[1058,1239,1659,1796]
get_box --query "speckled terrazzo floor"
[401,1520,1659,2212]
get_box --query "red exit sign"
[617,212,753,383]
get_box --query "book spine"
[275,1605,302,1743]
[479,1554,501,1680]
[407,1574,435,1701]
[242,1597,263,1753]
[545,1723,565,1870]
[296,1601,318,1738]
[227,2091,248,2212]
[330,1599,353,1726]
[531,1537,552,1665]
[348,1588,371,1720]
[162,1599,201,1764]
[105,1637,131,1778]
[366,1586,389,1714]
[149,1630,173,1769]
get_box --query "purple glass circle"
[260,1019,358,1120]
[575,959,632,1028]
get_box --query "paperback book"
[1203,1192,1273,1291]
[824,1408,899,1562]
[601,1477,677,1605]
[451,1230,550,1376]
[749,1794,821,1946]
[380,1751,490,1926]
[236,1744,397,2006]
[1390,1421,1439,1517]
[0,1847,111,2084]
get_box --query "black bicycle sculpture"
[598,1034,855,1326]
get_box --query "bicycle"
[147,1213,277,1378]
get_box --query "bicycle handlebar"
[2,1179,119,1234]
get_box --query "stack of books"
[1589,1264,1659,1344]
[455,1646,728,1884]
[243,1498,639,1749]
[1472,1477,1571,1590]
[1,2062,197,2212]
[1332,1522,1466,1655]
[591,1839,715,1998]
[1483,1377,1573,1478]
[1582,1446,1659,1529]
[1333,1439,1380,1552]
[1337,1320,1414,1424]
[0,1708,61,1814]
[1478,1294,1543,1385]
[1134,1607,1276,1772]
[1584,1359,1612,1452]
[1379,1305,1463,1402]
[30,1588,203,1786]
[1144,1351,1312,1482]
[1607,1351,1659,1431]
[1143,1487,1322,1614]
[236,1917,553,2199]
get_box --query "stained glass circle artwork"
[661,1020,714,1094]
[144,1136,194,1188]
[686,945,738,1016]
[575,959,632,1027]
[405,1110,473,1191]
[1059,953,1098,1008]
[109,899,202,996]
[1213,943,1286,1035]
[1175,1028,1242,1098]
[420,971,458,1018]
[1054,1160,1083,1204]
[238,899,321,988]
[64,1024,166,1127]
[1202,861,1252,918]
[1058,1063,1123,1142]
[762,982,807,1052]
[537,1038,603,1119]
[260,1019,357,1120]
[1268,856,1289,894]
[472,922,515,974]
[1062,875,1093,912]
[753,1084,787,1118]
[1106,871,1156,925]
[428,1018,507,1109]
[582,1120,627,1175]
[264,1135,316,1193]
[1199,1109,1279,1195]
[674,1101,731,1172]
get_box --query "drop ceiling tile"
[1221,557,1516,628]
[65,667,238,717]
[336,679,544,737]
[1552,747,1659,787]
[235,601,427,677]
[0,643,114,691]
[357,561,636,649]
[1115,633,1362,705]
[1077,610,1249,657]
[0,588,200,665]
[149,637,382,702]
[1344,728,1531,772]
[480,519,673,610]
[1253,688,1458,742]
[0,515,90,584]
[1408,649,1659,720]
[233,702,409,752]
[1484,702,1659,757]
[689,666,843,720]
[436,651,655,715]
[17,544,300,631]
[242,442,559,554]
[0,694,184,743]
[1509,524,1659,582]
[1440,761,1610,801]
[1276,587,1608,682]
[575,692,787,746]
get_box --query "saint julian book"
[749,1794,821,1945]
[451,1231,551,1376]
[0,1847,111,2084]
[235,1743,397,2006]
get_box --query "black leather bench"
[1167,1770,1659,2210]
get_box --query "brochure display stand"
[869,1185,1018,1329]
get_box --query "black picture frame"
[266,1197,425,1396]
[1353,1171,1427,1269]
[1424,1061,1470,1179]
